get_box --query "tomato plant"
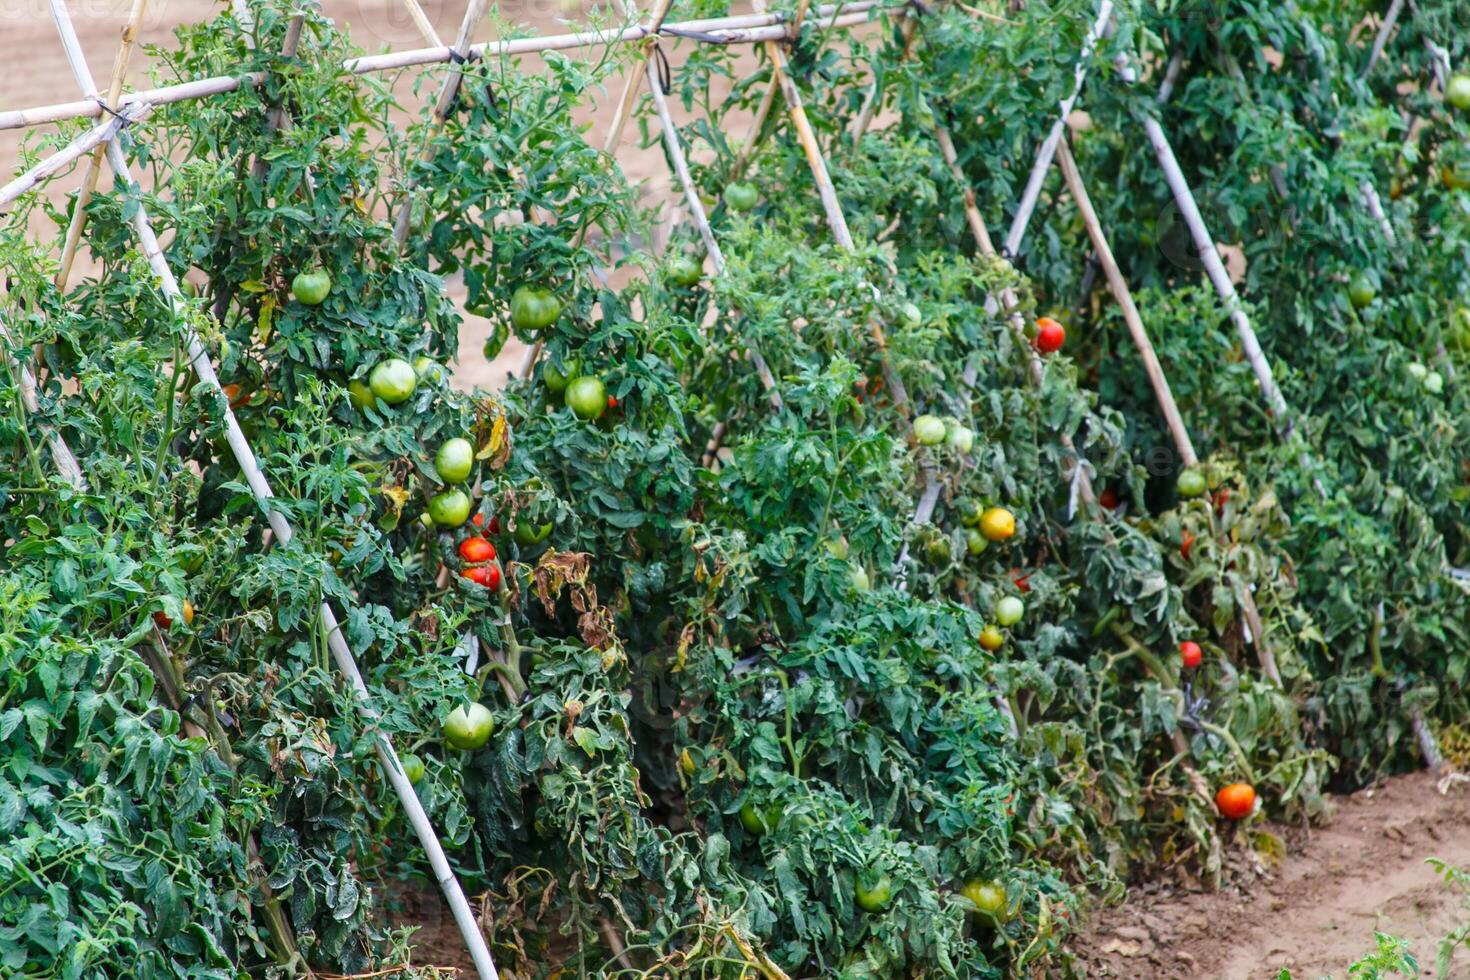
[3,0,1466,976]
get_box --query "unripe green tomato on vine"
[510,286,562,331]
[1178,469,1207,499]
[369,358,417,404]
[428,489,472,527]
[565,375,607,420]
[291,268,331,306]
[913,415,946,446]
[1448,74,1470,111]
[724,182,760,212]
[995,596,1025,627]
[434,438,475,484]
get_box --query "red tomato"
[1215,782,1256,820]
[153,610,171,629]
[1034,317,1066,354]
[472,513,501,535]
[1180,530,1195,560]
[1179,641,1203,670]
[1098,488,1119,510]
[1009,568,1032,593]
[461,564,501,591]
[607,395,619,411]
[1213,488,1230,516]
[459,538,495,563]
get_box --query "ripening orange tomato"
[1215,782,1256,820]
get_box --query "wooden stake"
[393,0,492,246]
[45,2,499,975]
[1363,0,1406,77]
[1002,0,1115,258]
[1056,140,1196,468]
[53,0,149,293]
[1057,138,1285,688]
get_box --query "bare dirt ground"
[1078,770,1470,980]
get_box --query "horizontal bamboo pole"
[0,2,883,132]
[0,104,150,209]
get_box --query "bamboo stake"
[1056,138,1285,688]
[53,0,149,292]
[749,0,912,421]
[44,2,498,975]
[0,312,86,488]
[0,104,150,210]
[1001,0,1114,258]
[1126,84,1292,427]
[931,123,1096,509]
[400,0,446,48]
[0,5,883,133]
[1363,0,1406,77]
[393,0,492,246]
[1056,141,1195,469]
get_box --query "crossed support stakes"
[40,0,503,974]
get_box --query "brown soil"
[1077,770,1470,979]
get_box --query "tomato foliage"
[1,0,1467,977]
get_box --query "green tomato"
[1177,469,1208,499]
[923,532,952,566]
[913,414,946,446]
[995,596,1025,627]
[966,528,988,556]
[724,181,760,212]
[851,563,871,591]
[565,375,607,421]
[414,356,446,384]
[854,871,894,913]
[955,497,983,526]
[666,255,703,287]
[825,536,850,560]
[443,703,495,751]
[510,286,562,332]
[1452,307,1470,351]
[348,379,375,411]
[899,302,923,329]
[1444,159,1470,191]
[369,358,417,405]
[738,801,782,835]
[946,422,975,454]
[960,879,1009,924]
[291,268,331,306]
[435,438,475,484]
[543,357,580,394]
[1347,273,1376,310]
[1425,370,1444,394]
[428,489,472,528]
[1448,74,1470,111]
[515,520,553,546]
[1407,361,1429,381]
[400,752,426,785]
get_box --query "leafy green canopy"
[0,0,1462,977]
